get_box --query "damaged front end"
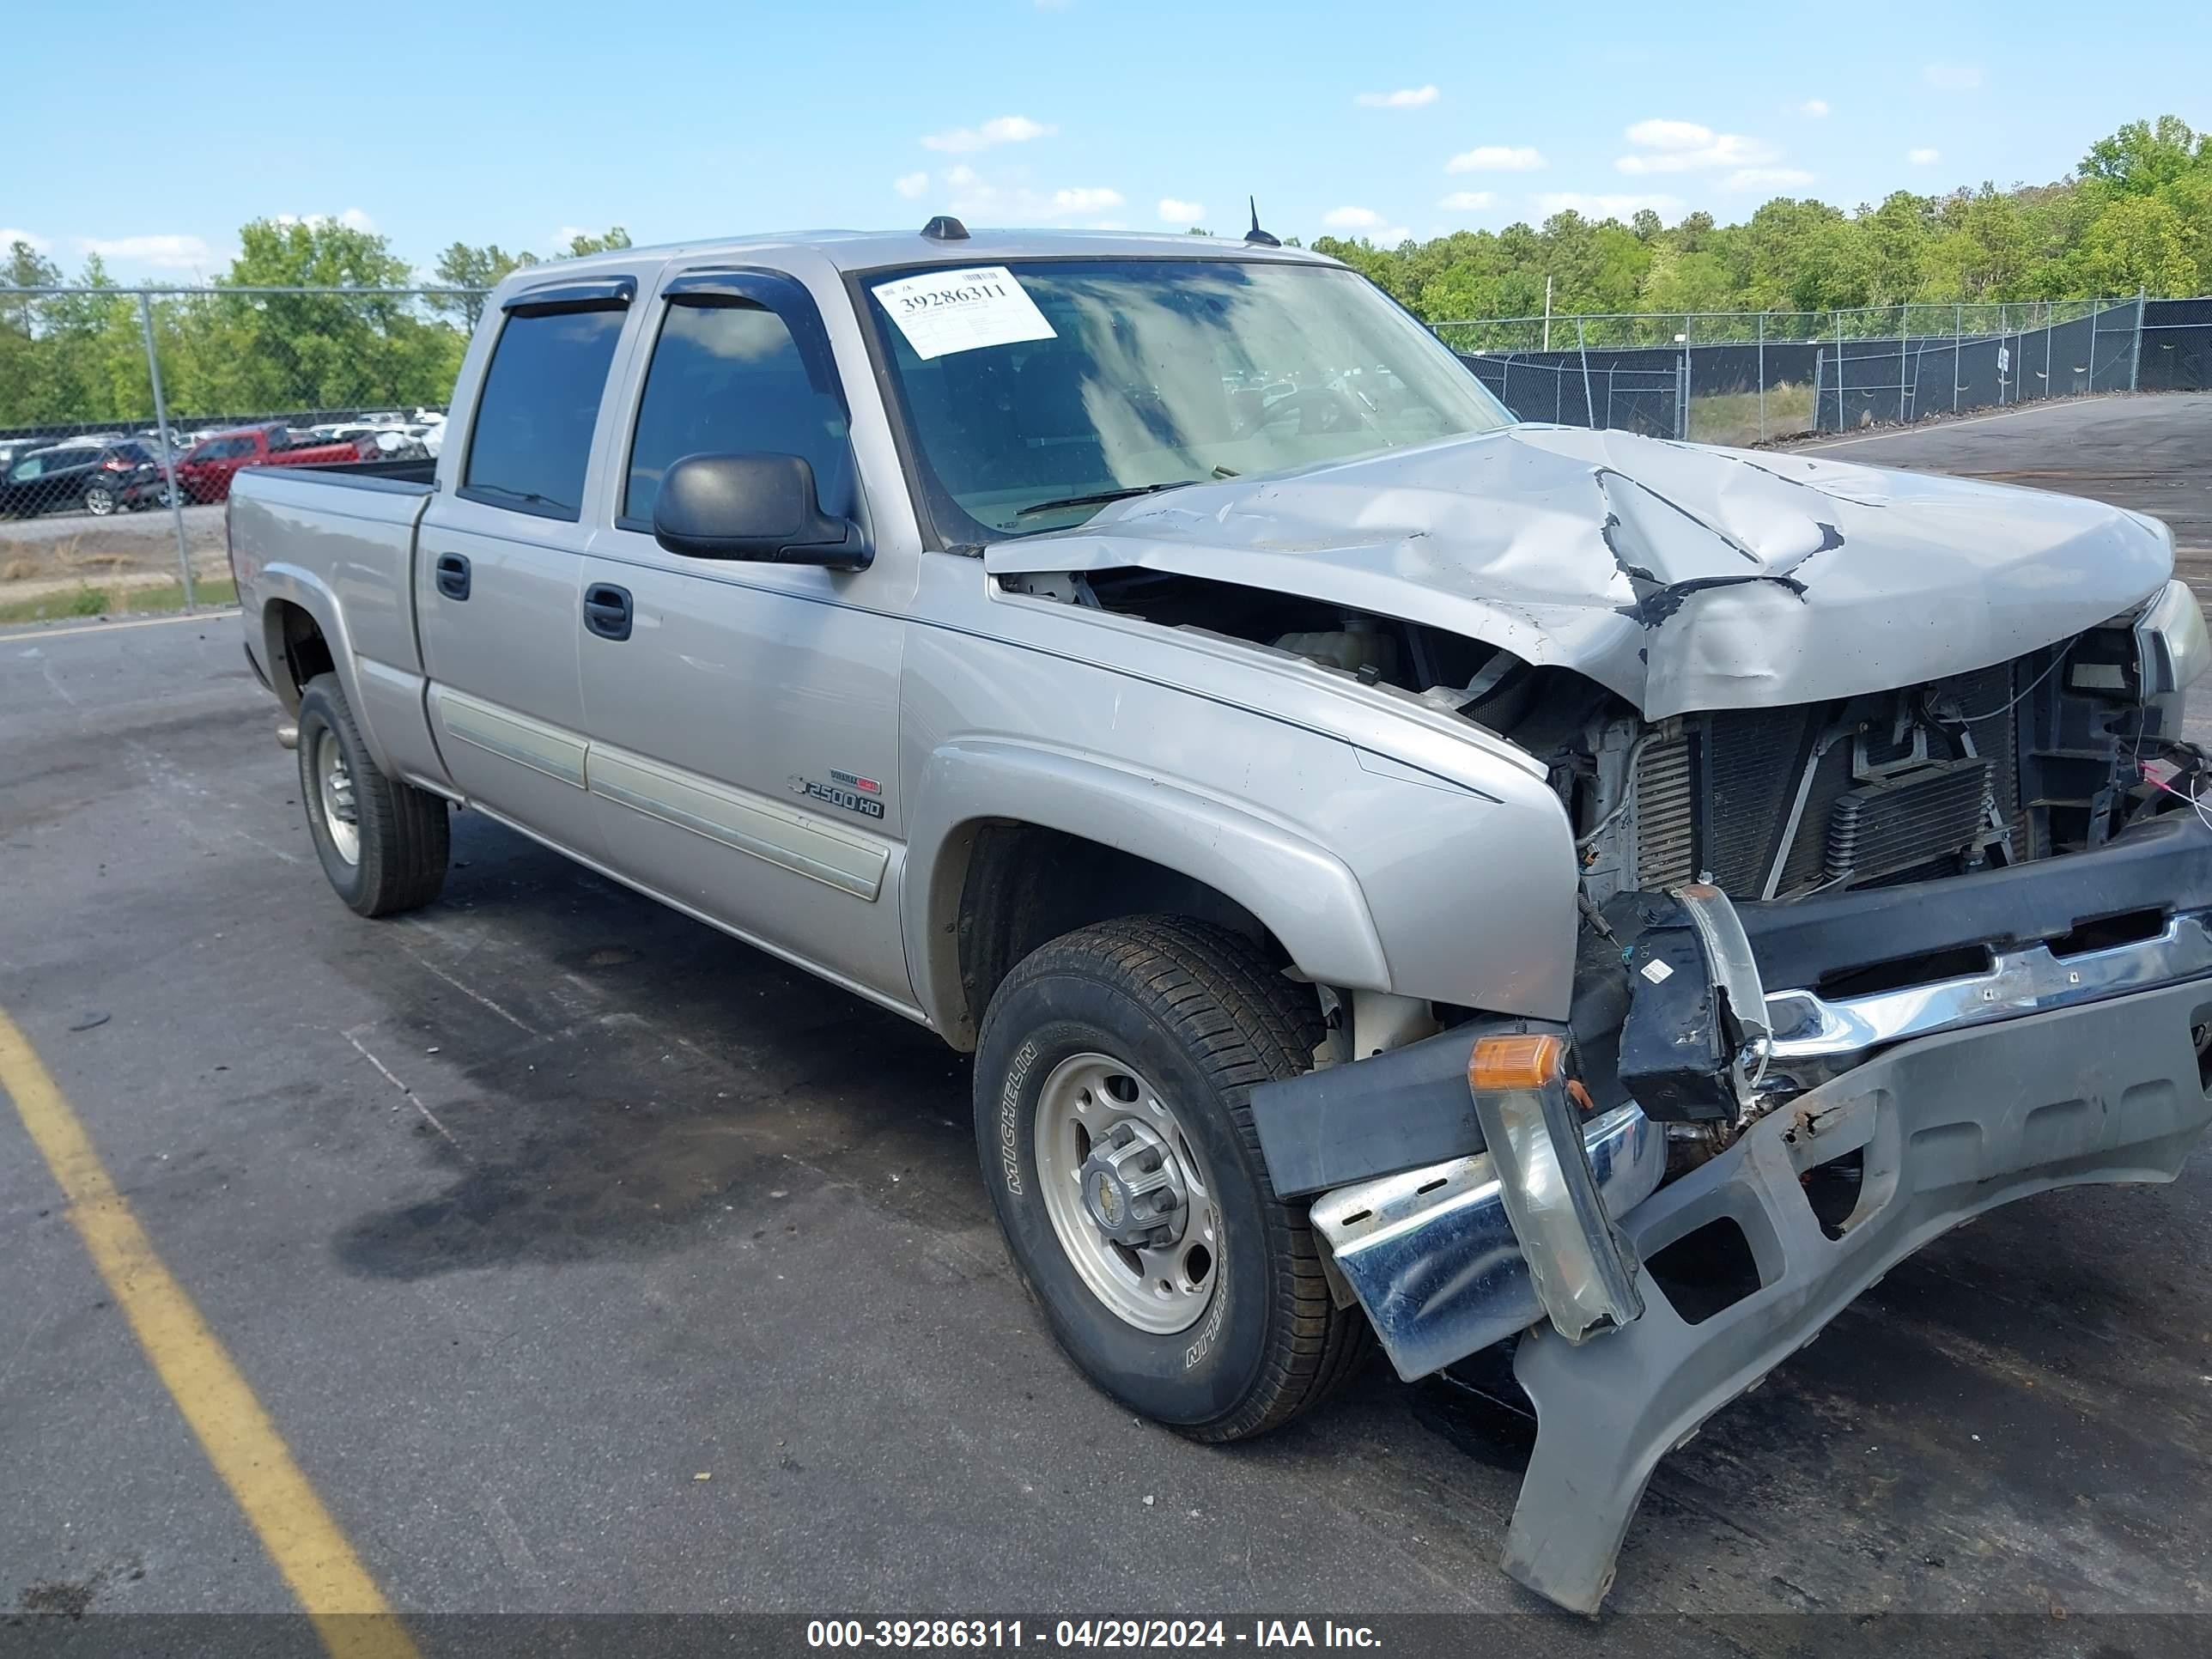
[1255,777,2212,1613]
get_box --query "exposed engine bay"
[1004,562,2195,919]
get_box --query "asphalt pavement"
[3,398,2212,1643]
[1790,392,2212,612]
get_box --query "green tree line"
[4,116,2209,428]
[1317,116,2211,334]
[0,223,629,430]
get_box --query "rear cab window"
[461,277,635,522]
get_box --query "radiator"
[1632,659,2030,900]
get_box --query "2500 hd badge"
[790,775,887,820]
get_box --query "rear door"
[415,274,637,854]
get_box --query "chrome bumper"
[1311,1104,1665,1382]
[1307,889,2212,1614]
[1312,903,2212,1388]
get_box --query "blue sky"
[4,0,2207,283]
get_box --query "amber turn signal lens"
[1468,1032,1566,1092]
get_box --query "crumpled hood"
[983,424,2176,718]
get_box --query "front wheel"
[974,916,1371,1441]
[296,673,450,916]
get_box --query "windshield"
[860,258,1512,542]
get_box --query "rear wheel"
[82,482,117,516]
[296,673,450,917]
[974,916,1371,1441]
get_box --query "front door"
[576,268,910,1006]
[417,280,635,857]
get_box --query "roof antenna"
[1243,197,1281,247]
[921,215,970,242]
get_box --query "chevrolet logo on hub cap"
[1092,1173,1122,1227]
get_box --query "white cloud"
[273,208,376,233]
[0,227,47,253]
[1616,119,1778,174]
[940,168,1127,223]
[1534,192,1683,219]
[921,114,1056,154]
[1053,186,1124,214]
[1357,85,1440,109]
[1158,197,1206,223]
[1907,147,1942,166]
[1446,144,1545,173]
[1321,207,1407,241]
[553,225,589,246]
[1923,62,1983,91]
[1797,98,1831,117]
[79,234,217,270]
[893,172,931,199]
[1437,190,1496,211]
[1724,167,1815,191]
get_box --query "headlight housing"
[2136,579,2212,700]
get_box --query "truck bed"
[228,459,445,789]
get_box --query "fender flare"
[901,738,1393,1042]
[252,563,392,773]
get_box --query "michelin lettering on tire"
[1000,1037,1036,1195]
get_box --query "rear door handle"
[583,582,633,641]
[434,552,471,601]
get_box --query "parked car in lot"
[0,436,53,477]
[173,423,381,503]
[0,439,173,517]
[226,226,2212,1612]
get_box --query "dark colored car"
[172,424,380,504]
[0,441,173,519]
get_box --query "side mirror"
[652,453,870,570]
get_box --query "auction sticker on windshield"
[872,266,1055,360]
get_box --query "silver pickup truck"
[230,222,2212,1610]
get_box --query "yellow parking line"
[0,1007,419,1659]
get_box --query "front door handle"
[434,552,471,601]
[583,582,633,641]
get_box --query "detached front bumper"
[1254,815,2212,1612]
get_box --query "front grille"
[1825,757,1994,884]
[1632,657,2038,901]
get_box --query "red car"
[173,424,380,504]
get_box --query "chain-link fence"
[0,283,486,615]
[1442,296,2212,447]
[7,280,2212,619]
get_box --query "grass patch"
[1686,380,1816,446]
[0,577,237,627]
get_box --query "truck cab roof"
[512,225,1339,286]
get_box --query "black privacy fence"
[1443,297,2212,445]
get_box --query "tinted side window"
[464,307,626,520]
[623,301,852,526]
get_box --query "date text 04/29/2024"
[805,1621,1382,1650]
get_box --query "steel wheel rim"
[1033,1051,1221,1334]
[315,729,361,865]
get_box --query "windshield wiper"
[1013,478,1209,520]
